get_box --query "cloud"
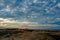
[0,21,60,29]
[0,0,60,29]
[0,18,19,23]
[57,3,60,8]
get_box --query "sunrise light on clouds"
[0,0,60,30]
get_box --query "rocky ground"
[0,29,60,40]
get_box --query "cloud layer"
[0,0,60,29]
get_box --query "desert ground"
[0,29,60,40]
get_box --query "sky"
[0,0,60,30]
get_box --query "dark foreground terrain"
[0,29,60,40]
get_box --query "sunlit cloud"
[0,20,60,29]
[0,0,60,29]
[0,18,19,23]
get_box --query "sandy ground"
[0,29,60,40]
